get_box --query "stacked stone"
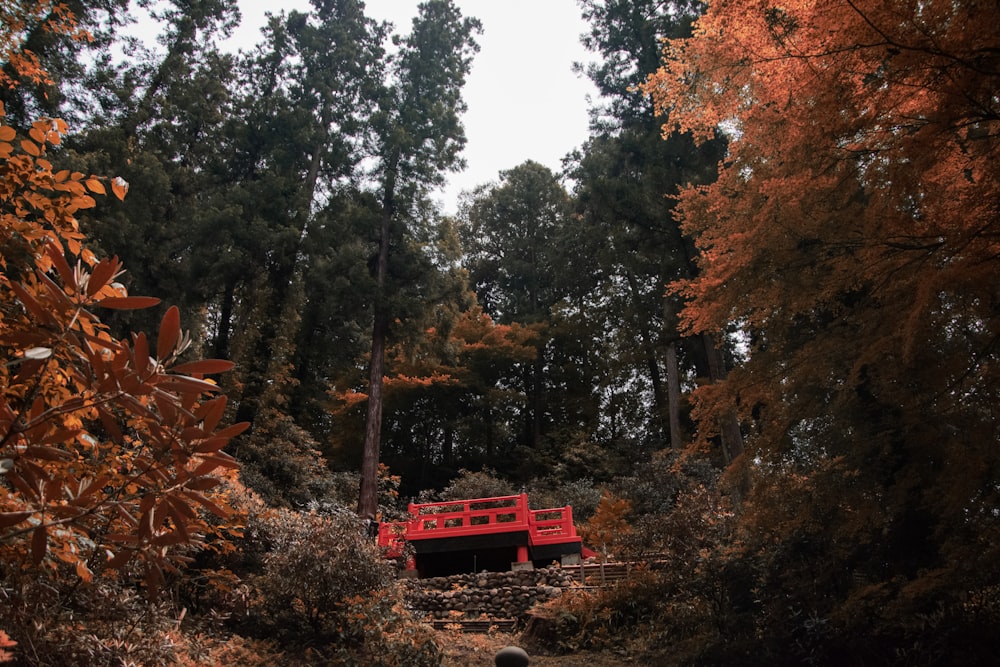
[404,567,575,620]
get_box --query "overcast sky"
[225,0,598,213]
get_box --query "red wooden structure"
[377,493,591,576]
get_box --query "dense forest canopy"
[1,0,998,664]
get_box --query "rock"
[495,645,529,667]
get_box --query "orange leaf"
[181,490,231,518]
[191,453,240,476]
[45,240,75,289]
[9,281,52,324]
[85,177,106,195]
[0,126,14,141]
[193,436,229,454]
[133,332,151,375]
[184,476,221,492]
[105,548,133,570]
[158,306,180,360]
[111,177,128,201]
[213,421,251,440]
[24,445,73,461]
[0,511,33,529]
[21,139,40,156]
[75,560,93,582]
[171,359,235,375]
[195,396,228,432]
[87,257,119,297]
[98,296,161,309]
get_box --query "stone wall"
[404,567,575,619]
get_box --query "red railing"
[528,505,576,544]
[377,493,581,558]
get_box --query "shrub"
[437,468,516,501]
[0,570,183,667]
[526,477,602,521]
[248,509,393,638]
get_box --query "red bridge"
[377,493,592,577]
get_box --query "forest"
[1,0,997,664]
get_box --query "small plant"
[580,492,633,560]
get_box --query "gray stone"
[495,645,529,667]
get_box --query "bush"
[245,509,391,636]
[527,477,602,521]
[437,468,516,501]
[235,506,440,665]
[0,570,183,667]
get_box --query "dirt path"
[437,629,653,666]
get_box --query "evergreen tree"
[357,0,480,517]
[570,0,736,458]
[222,0,387,430]
[459,161,579,462]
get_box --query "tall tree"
[224,0,387,429]
[71,0,240,338]
[459,161,575,455]
[357,0,480,517]
[571,0,734,457]
[645,0,1000,640]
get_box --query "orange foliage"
[643,0,1000,451]
[0,630,13,663]
[640,4,1000,655]
[0,101,246,591]
[581,491,632,558]
[331,304,537,413]
[449,304,538,361]
[0,1,90,90]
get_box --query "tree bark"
[358,159,397,518]
[666,341,683,449]
[703,332,744,464]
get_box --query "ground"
[437,629,654,666]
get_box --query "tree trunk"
[358,161,397,518]
[624,270,668,445]
[702,332,744,464]
[666,341,683,449]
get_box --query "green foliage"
[232,506,440,665]
[247,509,393,636]
[436,467,515,501]
[527,477,603,522]
[235,410,344,509]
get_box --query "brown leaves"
[1,107,244,590]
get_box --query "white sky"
[227,1,598,213]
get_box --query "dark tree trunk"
[666,341,683,449]
[358,162,396,518]
[703,332,744,463]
